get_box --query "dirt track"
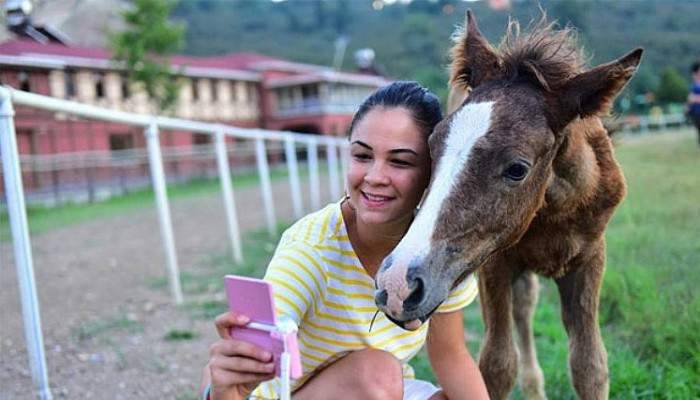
[1,179,334,399]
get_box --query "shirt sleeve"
[435,273,478,313]
[263,238,327,326]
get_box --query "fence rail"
[1,141,290,206]
[0,86,348,400]
[619,112,689,133]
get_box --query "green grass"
[72,314,144,342]
[596,129,700,398]
[0,164,305,241]
[164,329,199,341]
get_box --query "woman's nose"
[364,163,390,185]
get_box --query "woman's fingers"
[210,339,273,363]
[212,354,276,375]
[214,312,250,339]
[210,367,275,386]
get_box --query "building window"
[192,79,199,101]
[239,82,248,102]
[211,80,218,102]
[120,74,130,99]
[18,71,31,92]
[95,73,105,99]
[65,70,76,98]
[301,84,319,99]
[193,133,211,146]
[109,133,134,156]
[248,83,257,101]
[230,81,237,103]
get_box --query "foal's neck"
[543,118,604,217]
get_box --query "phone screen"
[224,275,277,325]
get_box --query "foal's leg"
[478,259,519,400]
[556,248,608,400]
[512,271,546,400]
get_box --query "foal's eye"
[503,161,530,182]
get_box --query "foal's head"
[375,11,642,330]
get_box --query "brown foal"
[374,11,642,400]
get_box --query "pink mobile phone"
[224,275,302,379]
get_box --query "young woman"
[202,82,489,400]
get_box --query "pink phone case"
[224,275,302,379]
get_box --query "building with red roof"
[0,37,387,202]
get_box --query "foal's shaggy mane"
[451,14,587,93]
[499,17,585,92]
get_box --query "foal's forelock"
[386,101,494,272]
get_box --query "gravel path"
[1,178,336,399]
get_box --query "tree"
[546,0,590,32]
[110,0,184,113]
[655,67,688,105]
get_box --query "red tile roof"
[0,39,387,86]
[0,39,111,59]
[0,39,285,71]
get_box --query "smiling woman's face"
[346,106,431,227]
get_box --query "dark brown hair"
[348,81,443,139]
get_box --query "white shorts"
[403,378,441,400]
[251,378,440,400]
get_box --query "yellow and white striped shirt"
[251,202,478,399]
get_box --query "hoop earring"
[342,190,356,211]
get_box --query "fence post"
[640,116,649,134]
[307,138,321,211]
[0,88,54,400]
[214,130,243,263]
[284,135,303,219]
[144,122,183,305]
[255,137,277,237]
[325,138,340,201]
[339,142,349,195]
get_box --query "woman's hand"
[207,312,276,400]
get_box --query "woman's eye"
[392,159,413,167]
[353,153,371,161]
[503,161,530,181]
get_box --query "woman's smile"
[360,190,396,208]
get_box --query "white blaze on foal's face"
[377,101,494,321]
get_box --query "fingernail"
[266,363,275,371]
[263,351,272,360]
[237,315,249,324]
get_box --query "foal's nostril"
[375,289,388,307]
[403,277,425,310]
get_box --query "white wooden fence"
[619,112,689,133]
[0,86,349,400]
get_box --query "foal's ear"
[449,10,503,90]
[551,48,643,132]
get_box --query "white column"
[326,138,340,200]
[340,142,349,195]
[144,122,183,304]
[215,130,243,263]
[255,137,277,237]
[0,88,53,400]
[307,139,321,210]
[284,135,304,219]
